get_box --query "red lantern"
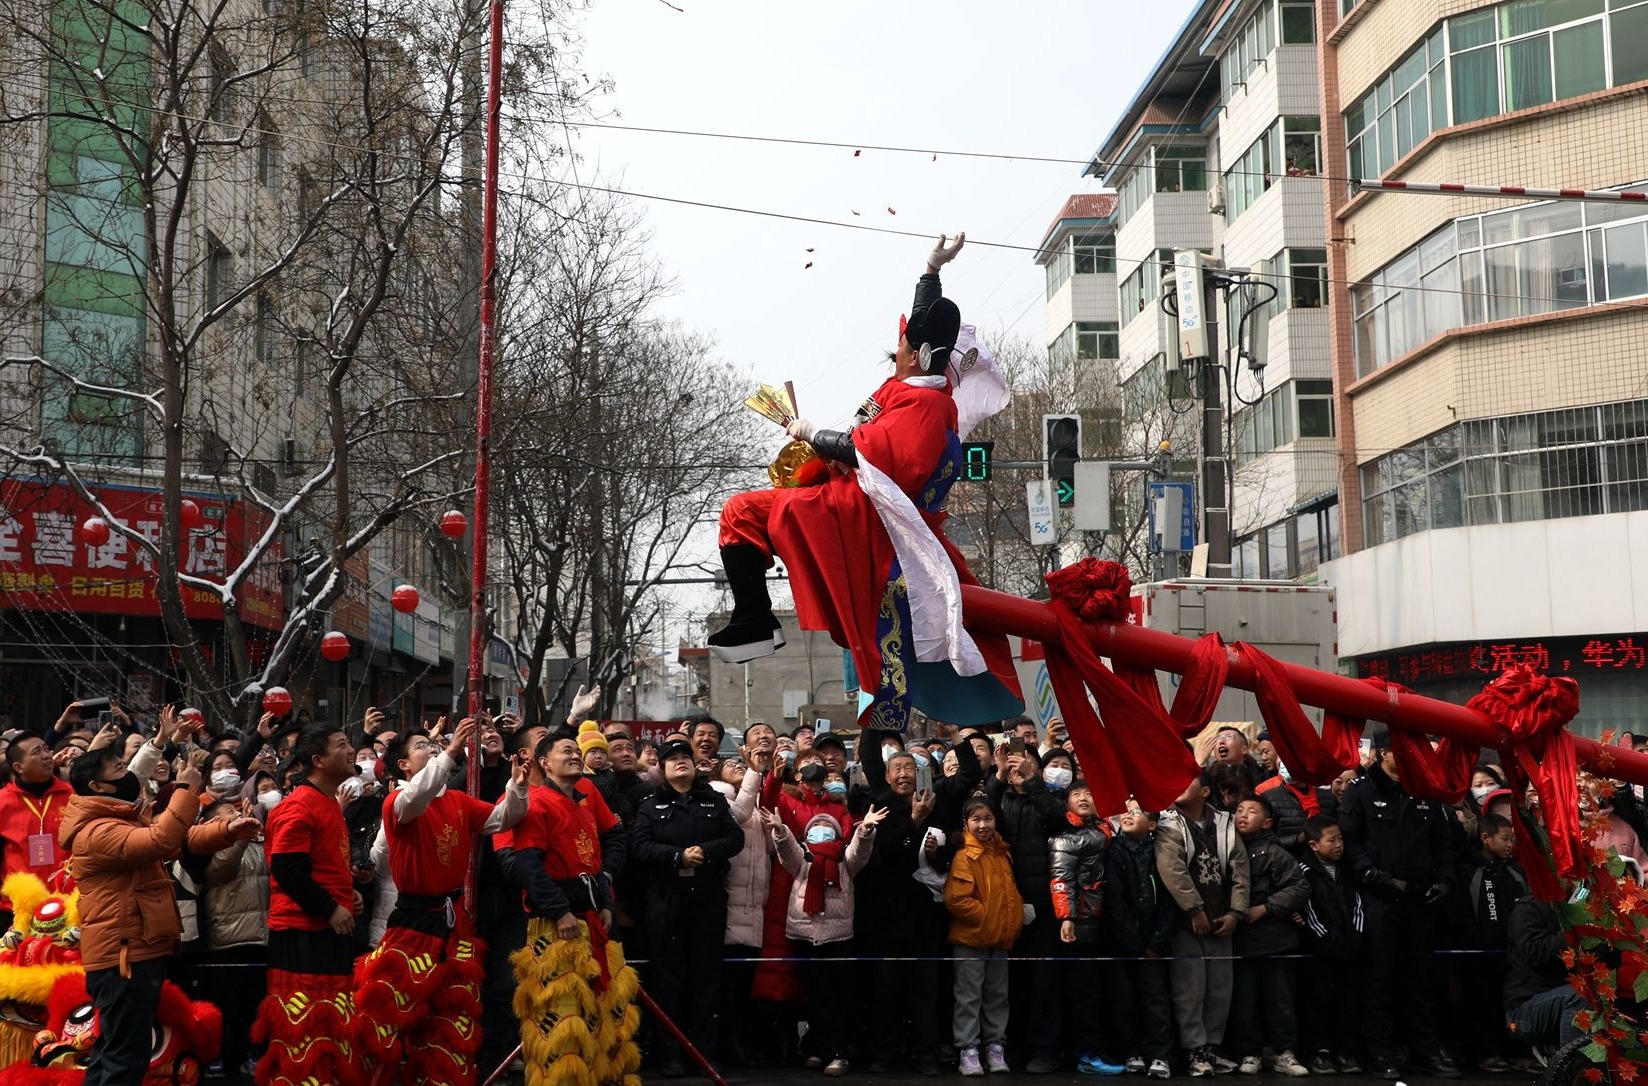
[391,584,420,613]
[439,510,468,538]
[80,516,111,546]
[263,687,293,716]
[320,631,350,662]
[179,499,204,530]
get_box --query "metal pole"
[1353,178,1648,204]
[463,0,504,922]
[958,584,1648,787]
[1199,274,1231,578]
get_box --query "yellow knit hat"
[576,720,608,755]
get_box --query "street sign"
[1147,481,1196,553]
[1025,480,1056,546]
[1072,461,1111,532]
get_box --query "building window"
[1265,521,1291,578]
[1282,116,1320,175]
[1352,189,1647,375]
[208,52,234,127]
[1235,383,1297,464]
[1280,0,1316,43]
[1226,117,1318,221]
[257,119,281,191]
[1222,1,1276,99]
[1076,321,1119,360]
[1282,247,1328,308]
[1074,234,1115,274]
[1044,248,1073,300]
[1155,145,1208,192]
[1123,354,1191,417]
[206,233,232,310]
[255,295,276,364]
[1121,249,1173,316]
[1297,379,1335,437]
[1346,29,1446,180]
[1235,534,1261,578]
[1359,399,1648,546]
[1117,164,1150,223]
[1226,131,1271,220]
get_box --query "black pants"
[479,903,527,1066]
[719,943,759,1060]
[84,956,168,1086]
[646,884,729,1064]
[798,940,854,1063]
[1301,954,1363,1058]
[1232,955,1299,1056]
[1064,947,1106,1055]
[1362,896,1441,1062]
[1008,906,1063,1061]
[1106,956,1173,1062]
[197,946,267,1071]
[867,919,944,1063]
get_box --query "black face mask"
[100,771,142,804]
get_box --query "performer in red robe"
[353,717,530,1086]
[710,235,1023,731]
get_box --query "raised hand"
[445,717,478,759]
[859,805,889,831]
[927,233,966,270]
[176,762,204,791]
[568,684,600,723]
[363,707,386,735]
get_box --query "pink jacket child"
[762,806,884,945]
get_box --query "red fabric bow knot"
[1045,557,1133,622]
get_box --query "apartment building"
[1316,0,1648,733]
[1080,0,1340,580]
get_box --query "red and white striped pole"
[1354,178,1648,204]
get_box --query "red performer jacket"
[768,375,1022,729]
[266,781,355,932]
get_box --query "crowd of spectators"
[1,700,1641,1081]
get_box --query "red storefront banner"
[0,478,284,631]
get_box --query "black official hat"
[658,738,694,764]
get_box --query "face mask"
[356,759,377,781]
[103,771,142,804]
[1043,766,1073,790]
[823,780,847,799]
[779,749,796,765]
[882,743,899,763]
[805,824,839,846]
[257,790,282,812]
[1471,784,1496,803]
[912,752,931,768]
[211,769,242,792]
[1278,763,1294,784]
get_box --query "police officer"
[629,738,745,1076]
[1337,726,1464,1080]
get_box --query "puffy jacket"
[1503,895,1566,1014]
[1101,833,1175,957]
[945,830,1024,950]
[203,813,269,951]
[1236,830,1310,956]
[1338,764,1454,898]
[1297,853,1364,961]
[774,813,873,946]
[59,789,236,972]
[711,769,772,947]
[987,775,1064,908]
[1048,813,1108,941]
[1156,806,1250,925]
[761,771,853,838]
[1256,775,1315,852]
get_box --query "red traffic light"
[262,687,293,716]
[80,517,111,546]
[391,584,420,613]
[439,510,468,538]
[320,631,351,662]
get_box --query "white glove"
[927,232,965,269]
[785,418,816,443]
[567,683,600,725]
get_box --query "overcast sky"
[564,0,1199,644]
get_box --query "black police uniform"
[629,777,745,1070]
[1337,761,1458,1075]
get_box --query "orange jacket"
[944,830,1025,950]
[59,789,235,973]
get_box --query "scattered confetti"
[804,262,814,269]
[887,207,897,215]
[931,153,937,161]
[851,210,860,216]
[806,247,815,252]
[853,149,862,157]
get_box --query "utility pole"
[1166,251,1236,579]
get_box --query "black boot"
[708,544,782,662]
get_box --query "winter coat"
[1155,806,1250,925]
[1235,830,1309,956]
[760,771,853,838]
[774,813,873,946]
[944,830,1024,950]
[629,780,745,890]
[1101,833,1175,957]
[1338,764,1454,898]
[203,810,269,951]
[1256,775,1315,852]
[711,769,772,947]
[1503,895,1566,1014]
[58,789,236,972]
[986,775,1064,908]
[1297,852,1365,961]
[1451,852,1528,950]
[0,777,75,907]
[1048,813,1108,941]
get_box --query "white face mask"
[1043,766,1073,790]
[257,790,282,812]
[356,759,377,781]
[210,769,242,792]
[805,824,839,846]
[1471,784,1496,803]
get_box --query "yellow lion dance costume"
[509,918,639,1086]
[0,874,83,1067]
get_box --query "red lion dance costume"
[710,236,1023,732]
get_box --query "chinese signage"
[332,550,371,641]
[0,478,284,630]
[1358,634,1648,685]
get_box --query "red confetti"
[804,262,813,269]
[887,207,897,215]
[853,149,861,157]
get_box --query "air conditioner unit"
[1207,182,1227,216]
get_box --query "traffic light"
[1043,414,1081,507]
[960,440,994,481]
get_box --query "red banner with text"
[0,478,284,630]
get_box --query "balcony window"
[1074,234,1115,274]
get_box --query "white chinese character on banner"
[131,520,163,569]
[87,532,129,571]
[187,529,227,575]
[31,512,76,567]
[0,509,22,563]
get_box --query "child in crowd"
[1158,769,1249,1077]
[1231,795,1310,1076]
[1452,813,1527,1071]
[1296,815,1364,1075]
[1101,806,1175,1080]
[1049,780,1123,1076]
[945,796,1025,1077]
